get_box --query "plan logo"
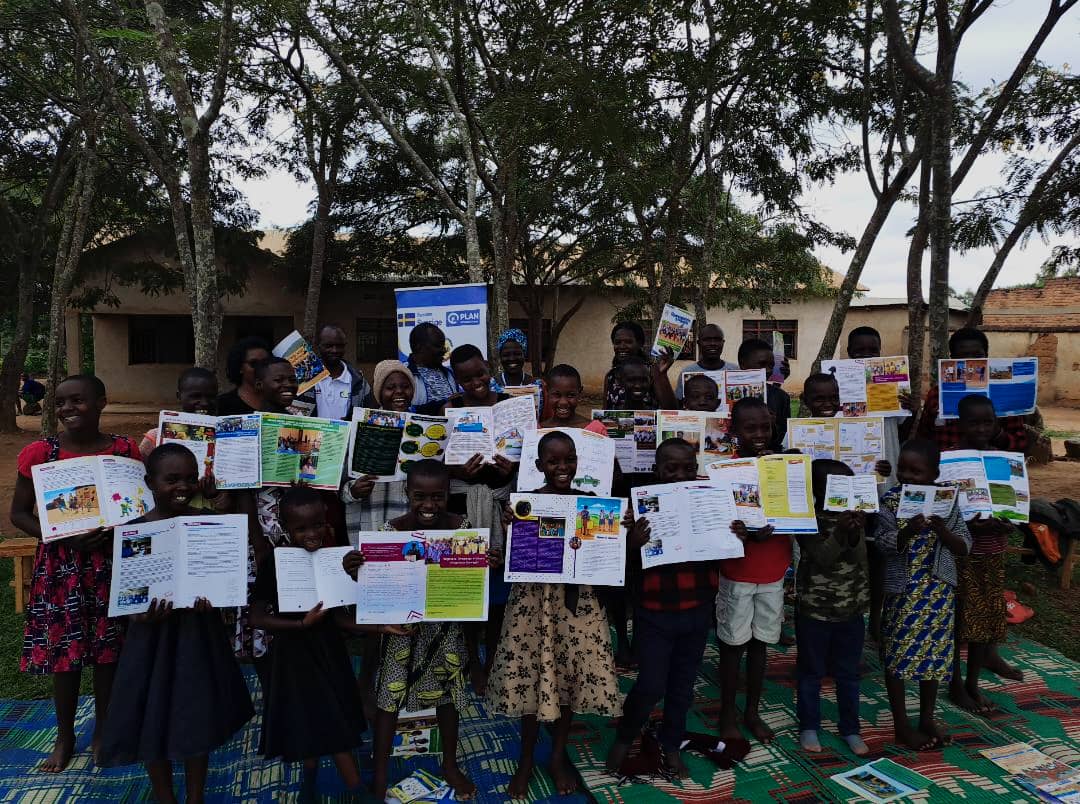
[445,308,481,327]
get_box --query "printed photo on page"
[938,357,1038,419]
[273,330,329,395]
[32,456,154,542]
[721,369,767,414]
[652,303,694,357]
[158,410,262,489]
[591,410,657,472]
[896,484,958,520]
[158,410,217,478]
[348,407,407,480]
[824,474,880,513]
[259,413,350,490]
[656,410,733,476]
[517,427,616,496]
[632,481,743,569]
[938,449,1029,522]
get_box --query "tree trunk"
[42,144,99,435]
[185,137,222,369]
[303,190,333,341]
[0,256,38,432]
[926,90,953,375]
[906,152,932,408]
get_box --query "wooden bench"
[0,537,38,613]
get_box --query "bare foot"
[38,734,75,773]
[442,762,477,800]
[507,761,534,799]
[950,682,994,715]
[470,663,489,697]
[605,739,632,774]
[549,753,579,796]
[744,711,775,743]
[662,749,690,778]
[779,632,796,647]
[918,718,951,748]
[717,712,743,741]
[893,722,934,751]
[985,653,1023,682]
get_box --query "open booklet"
[273,330,329,395]
[505,493,627,585]
[631,481,744,569]
[704,454,817,534]
[590,410,657,472]
[896,484,959,519]
[516,427,616,496]
[982,743,1080,803]
[158,410,262,489]
[259,413,350,490]
[938,356,1038,419]
[444,395,537,465]
[652,303,694,357]
[824,474,880,513]
[680,369,767,414]
[347,408,449,481]
[938,450,1030,522]
[32,456,153,542]
[788,417,885,478]
[107,515,248,616]
[830,759,933,803]
[273,546,357,612]
[821,356,912,417]
[355,529,490,624]
[656,410,733,476]
[502,384,542,416]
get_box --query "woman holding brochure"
[487,431,620,799]
[342,459,477,802]
[9,374,140,773]
[98,445,253,802]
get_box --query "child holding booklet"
[603,322,676,409]
[139,367,219,459]
[716,396,787,743]
[441,344,515,693]
[249,486,364,796]
[800,373,892,480]
[488,431,620,798]
[947,395,1016,716]
[608,438,725,777]
[9,374,140,772]
[98,445,253,801]
[797,460,870,756]
[737,338,789,451]
[876,439,970,750]
[342,459,477,801]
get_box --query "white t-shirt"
[314,367,352,420]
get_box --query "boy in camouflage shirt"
[795,459,871,756]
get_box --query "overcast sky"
[236,2,1079,300]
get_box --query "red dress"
[19,435,141,674]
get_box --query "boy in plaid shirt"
[607,438,740,777]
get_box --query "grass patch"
[1004,536,1080,662]
[1044,429,1080,440]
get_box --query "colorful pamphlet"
[788,416,885,478]
[896,484,959,520]
[821,356,912,417]
[386,768,454,803]
[273,330,329,395]
[516,427,616,496]
[590,410,657,472]
[677,369,768,414]
[830,758,932,802]
[981,743,1080,803]
[656,410,733,475]
[347,408,449,481]
[653,303,694,357]
[273,546,357,612]
[938,356,1038,419]
[355,529,490,624]
[938,450,1030,523]
[259,413,350,490]
[32,455,153,542]
[704,454,817,534]
[158,410,261,489]
[108,515,248,616]
[505,493,627,585]
[444,395,537,464]
[824,474,880,513]
[631,481,744,569]
[392,715,442,758]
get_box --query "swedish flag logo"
[397,312,416,327]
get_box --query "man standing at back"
[675,324,734,401]
[301,324,373,420]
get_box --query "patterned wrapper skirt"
[957,552,1007,643]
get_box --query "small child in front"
[947,395,1015,715]
[607,438,723,776]
[98,445,253,802]
[877,439,970,750]
[797,460,870,756]
[249,487,364,797]
[716,397,787,743]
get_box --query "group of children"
[7,321,1028,801]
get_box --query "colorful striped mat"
[569,629,1080,802]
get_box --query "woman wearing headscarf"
[491,327,545,418]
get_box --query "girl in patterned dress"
[342,459,477,801]
[487,431,621,799]
[9,375,141,772]
[876,439,971,751]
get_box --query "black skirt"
[100,610,254,765]
[258,621,365,761]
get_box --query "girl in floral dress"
[9,375,141,772]
[487,431,621,798]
